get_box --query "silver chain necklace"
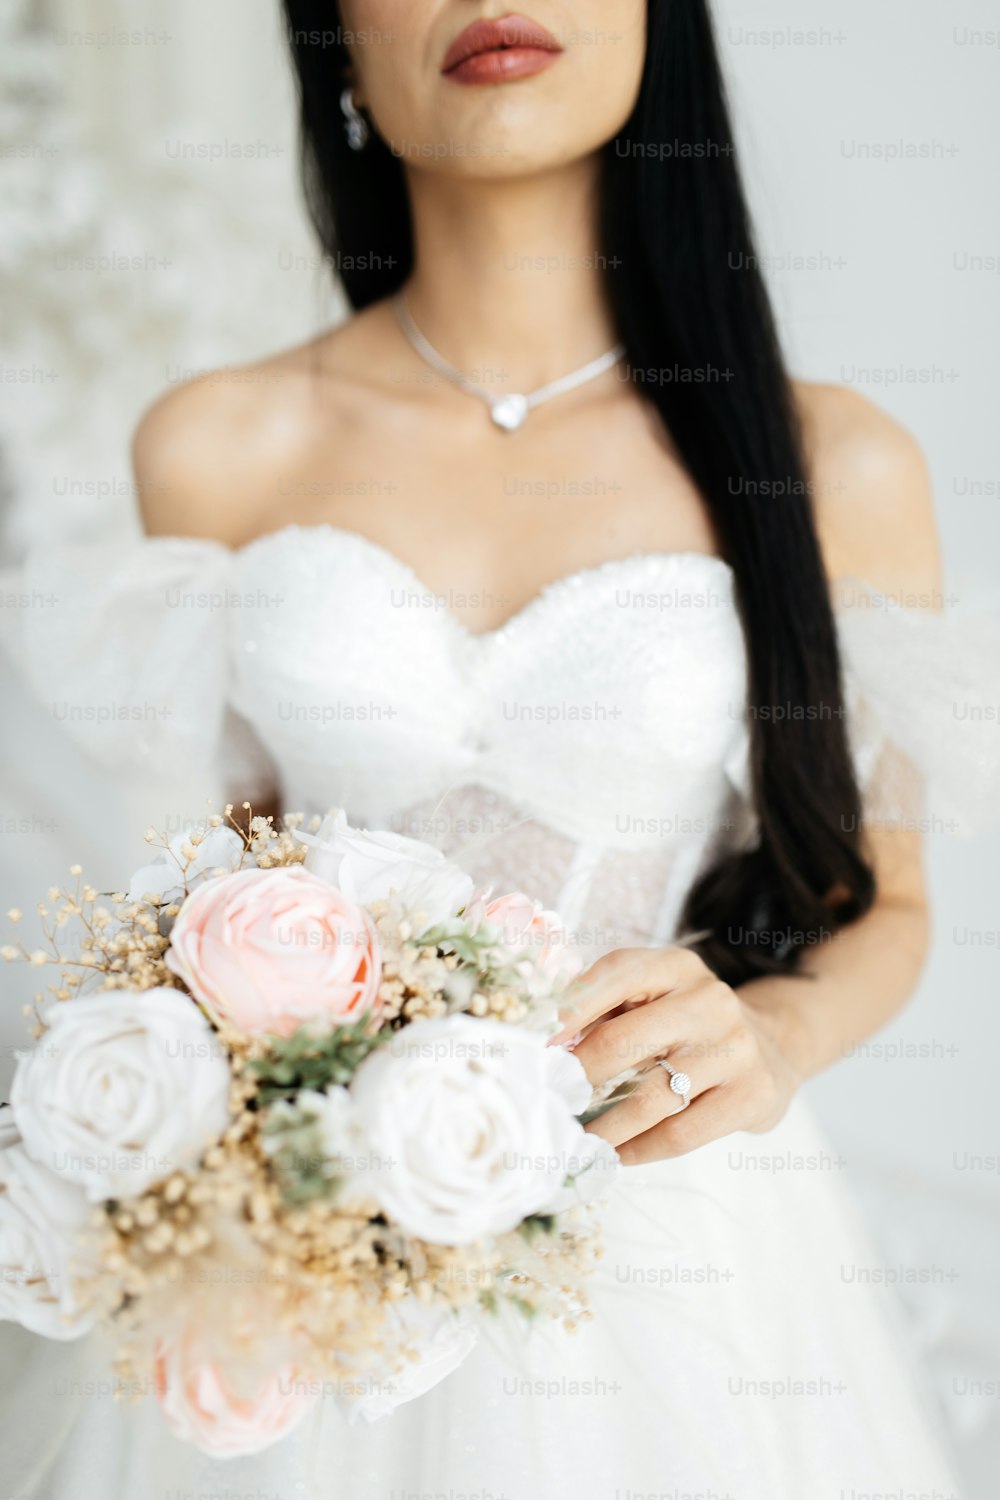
[394,292,625,432]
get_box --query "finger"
[585,1063,692,1148]
[570,978,722,1086]
[552,946,702,1046]
[571,1000,683,1087]
[617,1085,739,1165]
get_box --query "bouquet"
[0,808,619,1457]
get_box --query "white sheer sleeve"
[0,538,271,792]
[836,583,1000,835]
[720,582,1000,838]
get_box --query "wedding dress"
[2,521,994,1500]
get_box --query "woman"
[0,2,975,1496]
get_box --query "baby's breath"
[4,803,603,1407]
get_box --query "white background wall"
[1,0,998,1493]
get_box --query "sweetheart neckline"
[232,521,735,642]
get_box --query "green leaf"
[578,1077,640,1126]
[247,1017,388,1103]
[416,918,504,968]
[518,1214,557,1241]
[260,1097,345,1205]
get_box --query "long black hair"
[281,0,876,984]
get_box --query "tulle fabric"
[1,538,276,799]
[837,581,1000,834]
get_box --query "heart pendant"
[490,393,529,431]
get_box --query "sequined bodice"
[228,527,749,952]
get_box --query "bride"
[0,1,977,1496]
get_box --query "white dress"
[2,523,995,1500]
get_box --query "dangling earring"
[340,87,369,151]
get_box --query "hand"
[553,947,804,1165]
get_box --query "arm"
[561,387,941,1164]
[739,823,927,1083]
[775,382,940,1073]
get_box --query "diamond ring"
[658,1060,692,1111]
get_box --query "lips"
[442,13,563,84]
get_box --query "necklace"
[394,292,625,432]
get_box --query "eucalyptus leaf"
[248,1018,388,1103]
[578,1077,641,1126]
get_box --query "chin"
[388,102,614,183]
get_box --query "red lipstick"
[442,14,563,85]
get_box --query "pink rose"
[467,891,582,983]
[166,867,382,1037]
[154,1333,314,1458]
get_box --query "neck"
[401,159,618,391]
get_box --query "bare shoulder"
[132,344,326,544]
[132,312,386,546]
[793,380,942,600]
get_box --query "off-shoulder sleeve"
[1,538,238,779]
[721,583,1000,837]
[836,585,1000,834]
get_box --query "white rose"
[520,1044,619,1211]
[337,1300,477,1424]
[0,1106,99,1340]
[348,1015,599,1244]
[539,1132,620,1214]
[297,811,473,927]
[10,989,231,1202]
[127,823,244,907]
